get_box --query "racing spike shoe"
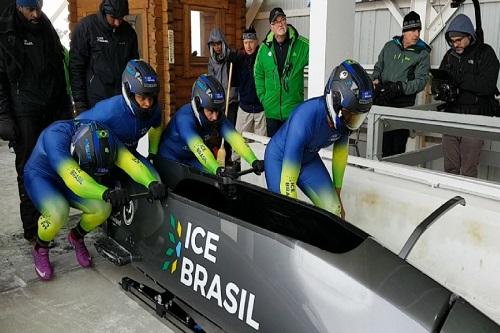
[32,246,53,281]
[68,230,92,268]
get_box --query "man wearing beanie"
[70,0,138,114]
[231,26,266,168]
[437,14,500,177]
[0,0,72,242]
[372,10,431,157]
[255,7,309,137]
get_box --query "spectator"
[70,0,138,114]
[232,26,265,168]
[254,7,309,137]
[0,0,72,242]
[372,11,431,157]
[208,27,238,164]
[437,14,500,177]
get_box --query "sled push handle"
[129,192,152,200]
[399,196,465,260]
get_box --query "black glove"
[0,116,16,141]
[73,101,89,116]
[102,188,130,207]
[148,181,166,200]
[251,159,265,175]
[381,81,404,100]
[216,167,238,179]
[147,153,157,164]
[437,82,459,103]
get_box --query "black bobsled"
[96,157,500,333]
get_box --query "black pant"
[266,118,285,137]
[14,116,52,240]
[382,129,409,158]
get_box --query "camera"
[430,69,459,103]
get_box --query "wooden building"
[68,0,246,122]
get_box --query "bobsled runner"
[95,157,500,333]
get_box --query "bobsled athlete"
[264,60,373,217]
[77,59,163,176]
[24,120,166,281]
[158,74,264,177]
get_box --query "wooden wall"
[68,0,246,120]
[170,0,246,111]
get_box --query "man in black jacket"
[69,0,139,114]
[438,14,500,178]
[0,0,72,241]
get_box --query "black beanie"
[403,11,421,32]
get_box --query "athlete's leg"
[65,188,112,267]
[24,173,70,280]
[297,155,340,216]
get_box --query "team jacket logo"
[23,40,34,46]
[96,36,109,43]
[163,214,260,330]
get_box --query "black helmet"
[122,59,160,119]
[71,121,117,177]
[324,60,373,131]
[191,74,225,127]
[101,0,129,18]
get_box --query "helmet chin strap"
[191,99,203,125]
[325,92,340,129]
[122,85,135,115]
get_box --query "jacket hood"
[445,14,476,46]
[264,24,299,46]
[208,27,229,62]
[391,36,431,53]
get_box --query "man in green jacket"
[254,7,309,137]
[372,11,431,157]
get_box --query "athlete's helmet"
[122,59,160,119]
[71,121,117,177]
[324,60,373,131]
[101,0,129,18]
[191,74,225,127]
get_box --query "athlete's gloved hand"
[251,159,265,175]
[216,167,239,179]
[148,181,166,200]
[73,101,89,116]
[147,153,157,165]
[102,188,130,207]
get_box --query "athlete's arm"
[220,118,257,165]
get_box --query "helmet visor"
[339,109,368,131]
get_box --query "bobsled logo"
[162,214,183,274]
[162,214,260,330]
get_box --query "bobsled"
[95,157,500,333]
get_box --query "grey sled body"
[105,158,499,333]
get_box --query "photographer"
[437,14,500,177]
